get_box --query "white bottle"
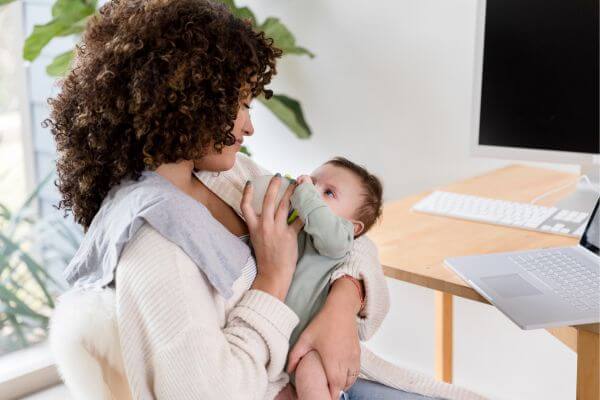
[249,175,293,216]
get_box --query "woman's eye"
[325,190,335,198]
[243,103,252,110]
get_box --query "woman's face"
[194,98,254,172]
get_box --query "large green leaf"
[52,0,96,18]
[259,94,312,139]
[258,17,315,58]
[233,6,256,25]
[47,50,74,76]
[23,0,94,61]
[216,0,256,25]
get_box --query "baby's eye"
[325,189,335,198]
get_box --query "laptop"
[445,199,600,329]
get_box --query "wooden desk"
[368,165,599,400]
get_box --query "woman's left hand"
[287,278,362,399]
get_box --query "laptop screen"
[581,200,599,255]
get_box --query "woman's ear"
[352,220,365,237]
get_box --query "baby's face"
[310,163,365,234]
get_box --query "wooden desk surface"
[369,164,580,302]
[368,164,599,398]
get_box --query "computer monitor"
[471,0,600,212]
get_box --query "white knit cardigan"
[50,153,486,400]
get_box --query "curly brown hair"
[44,0,281,229]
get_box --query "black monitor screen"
[479,0,600,154]
[581,201,599,255]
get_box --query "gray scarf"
[64,171,250,299]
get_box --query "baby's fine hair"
[325,157,383,237]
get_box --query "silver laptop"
[445,199,600,330]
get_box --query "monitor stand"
[555,163,600,213]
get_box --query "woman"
[47,0,391,398]
[48,1,480,399]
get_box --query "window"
[0,1,76,396]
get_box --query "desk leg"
[577,328,599,400]
[435,291,453,383]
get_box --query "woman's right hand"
[241,174,304,301]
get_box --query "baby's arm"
[291,182,354,259]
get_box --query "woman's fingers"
[290,217,304,234]
[325,363,346,400]
[275,179,296,223]
[240,181,258,229]
[262,174,282,219]
[343,363,360,390]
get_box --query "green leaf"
[217,0,235,9]
[6,314,28,348]
[258,17,315,58]
[0,0,18,5]
[258,94,312,139]
[52,0,74,17]
[47,50,74,76]
[215,0,256,25]
[0,232,63,290]
[8,172,53,237]
[23,0,94,61]
[0,203,10,220]
[52,0,96,18]
[0,286,48,322]
[232,6,256,26]
[239,146,251,157]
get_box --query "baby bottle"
[249,175,299,223]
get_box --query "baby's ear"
[352,220,365,237]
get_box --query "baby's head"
[310,157,383,238]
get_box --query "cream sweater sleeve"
[330,235,390,340]
[115,225,299,400]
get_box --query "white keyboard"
[412,191,590,237]
[509,250,600,311]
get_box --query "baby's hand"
[296,175,313,185]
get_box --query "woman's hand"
[242,174,304,301]
[287,278,362,399]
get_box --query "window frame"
[0,1,62,397]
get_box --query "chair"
[49,288,133,400]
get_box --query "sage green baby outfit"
[285,182,355,347]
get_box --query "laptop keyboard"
[509,251,600,312]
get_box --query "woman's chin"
[195,153,237,172]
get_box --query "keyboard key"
[574,212,589,223]
[555,210,568,220]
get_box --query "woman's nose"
[243,118,254,136]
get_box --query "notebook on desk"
[445,199,600,330]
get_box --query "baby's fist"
[296,175,313,185]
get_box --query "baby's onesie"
[285,182,355,347]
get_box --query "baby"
[256,157,384,400]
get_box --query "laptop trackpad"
[481,274,543,298]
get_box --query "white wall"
[241,1,577,399]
